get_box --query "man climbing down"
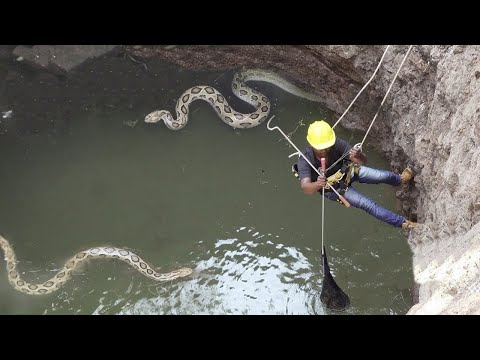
[296,120,417,229]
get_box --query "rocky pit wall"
[124,45,480,315]
[2,45,478,314]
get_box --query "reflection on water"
[118,226,323,315]
[0,51,413,315]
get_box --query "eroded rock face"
[125,44,480,314]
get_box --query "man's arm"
[300,176,327,195]
[297,150,327,194]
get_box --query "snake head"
[145,110,173,124]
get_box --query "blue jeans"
[324,166,406,227]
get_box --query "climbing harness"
[266,45,414,311]
[267,114,351,311]
[267,115,350,208]
[291,161,358,205]
[289,45,414,203]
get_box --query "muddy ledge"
[125,45,480,315]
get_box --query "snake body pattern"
[0,235,192,295]
[145,69,322,129]
[1,70,318,296]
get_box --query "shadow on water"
[0,50,413,314]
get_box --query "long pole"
[266,116,350,207]
[321,158,326,254]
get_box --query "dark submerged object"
[320,246,350,311]
[290,163,350,311]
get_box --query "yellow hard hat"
[306,120,336,150]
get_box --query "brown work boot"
[400,167,414,185]
[402,220,417,229]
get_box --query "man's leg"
[355,166,401,186]
[325,186,406,227]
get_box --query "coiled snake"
[1,70,318,296]
[145,69,322,129]
[0,235,192,295]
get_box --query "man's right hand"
[315,176,327,189]
[300,176,328,195]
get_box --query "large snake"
[145,69,322,129]
[1,71,316,296]
[0,235,192,295]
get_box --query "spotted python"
[0,235,192,295]
[145,69,322,129]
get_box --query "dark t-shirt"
[297,138,351,182]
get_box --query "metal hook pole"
[267,116,350,207]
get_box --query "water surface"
[0,53,413,314]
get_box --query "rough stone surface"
[0,45,16,60]
[124,44,480,314]
[12,45,119,75]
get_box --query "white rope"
[269,45,413,258]
[321,184,325,255]
[287,46,391,160]
[319,158,327,255]
[359,45,413,147]
[266,116,347,202]
[332,45,391,129]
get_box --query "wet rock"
[0,45,16,60]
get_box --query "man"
[296,120,417,229]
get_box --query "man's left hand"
[349,148,362,159]
[349,147,367,165]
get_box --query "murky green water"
[0,51,413,314]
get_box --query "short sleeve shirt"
[297,138,351,182]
